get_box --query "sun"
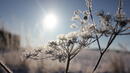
[43,13,58,31]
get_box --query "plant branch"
[92,28,122,73]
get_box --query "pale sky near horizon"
[0,0,130,50]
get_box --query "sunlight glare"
[43,13,58,31]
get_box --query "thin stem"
[70,47,81,60]
[65,56,71,73]
[120,27,130,32]
[118,32,130,35]
[92,34,117,73]
[69,44,74,54]
[96,35,102,54]
[93,28,122,72]
[92,53,103,73]
[0,61,13,73]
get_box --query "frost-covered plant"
[71,0,130,72]
[23,27,97,73]
[45,30,97,73]
[45,8,102,73]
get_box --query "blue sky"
[0,0,130,50]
